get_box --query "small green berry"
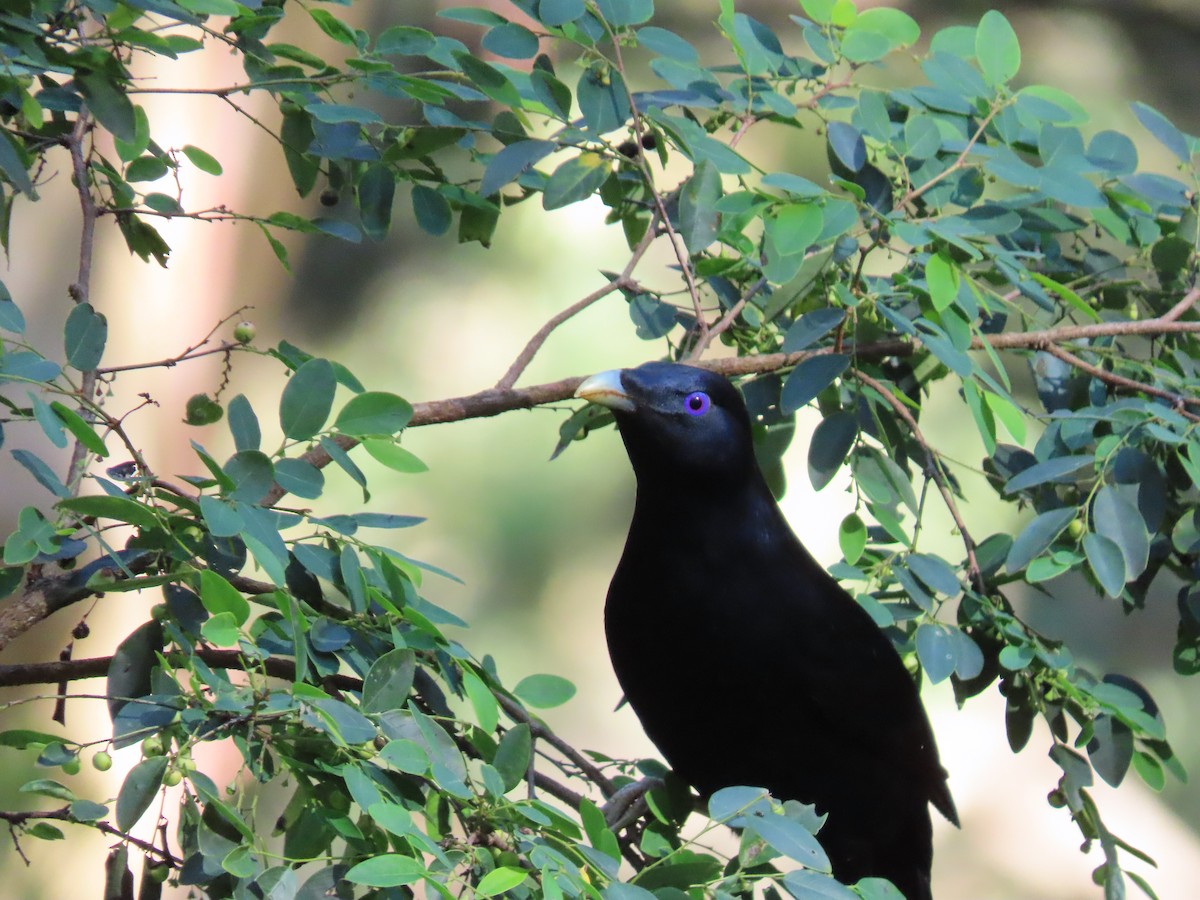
[233,321,256,344]
[93,750,113,772]
[141,735,164,758]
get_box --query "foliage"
[0,1,1198,899]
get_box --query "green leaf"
[226,394,260,452]
[483,22,539,59]
[780,354,849,414]
[455,54,523,108]
[49,402,108,458]
[907,552,960,596]
[308,8,360,46]
[1006,507,1077,573]
[493,723,531,791]
[198,570,250,625]
[361,649,416,713]
[677,160,722,254]
[411,184,452,235]
[280,358,336,440]
[1083,532,1126,597]
[1093,485,1149,580]
[125,155,169,182]
[116,756,168,832]
[766,202,823,256]
[20,778,76,802]
[577,65,631,134]
[77,71,137,143]
[57,495,160,530]
[481,139,556,197]
[64,302,107,370]
[1131,102,1190,163]
[838,513,867,564]
[842,8,919,63]
[916,623,957,684]
[782,309,845,353]
[975,10,1021,87]
[223,449,274,503]
[594,0,653,26]
[359,164,396,241]
[362,439,428,473]
[0,130,34,195]
[334,392,413,436]
[345,854,427,887]
[1003,455,1092,493]
[182,144,222,175]
[543,152,611,210]
[477,867,529,897]
[748,815,829,870]
[513,674,576,708]
[274,458,325,499]
[807,411,856,491]
[12,449,69,498]
[925,251,959,312]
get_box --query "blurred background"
[3,1,1200,897]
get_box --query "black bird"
[575,362,957,900]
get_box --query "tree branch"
[65,111,98,496]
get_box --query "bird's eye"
[684,391,711,416]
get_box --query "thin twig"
[853,369,984,592]
[686,276,768,360]
[0,807,178,865]
[495,216,659,390]
[898,104,1002,210]
[65,111,98,495]
[495,692,616,797]
[1157,284,1200,323]
[1040,343,1200,421]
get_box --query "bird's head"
[575,362,757,484]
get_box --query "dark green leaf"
[782,869,859,900]
[782,309,845,353]
[1083,532,1126,597]
[807,411,856,491]
[223,449,274,503]
[907,553,960,596]
[411,184,452,236]
[577,65,631,134]
[1003,455,1093,493]
[539,0,585,25]
[480,140,556,197]
[64,302,107,370]
[595,0,654,26]
[0,130,34,195]
[1087,715,1134,787]
[629,294,676,339]
[482,23,539,59]
[274,458,325,499]
[361,649,416,713]
[543,152,611,210]
[280,358,336,440]
[78,72,137,143]
[358,164,395,241]
[1131,102,1190,163]
[493,723,531,791]
[780,354,849,414]
[107,619,163,724]
[116,756,168,832]
[1094,485,1149,580]
[1006,507,1077,573]
[124,155,168,182]
[677,160,721,254]
[12,449,69,498]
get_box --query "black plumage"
[576,362,957,900]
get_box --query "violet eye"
[684,391,711,416]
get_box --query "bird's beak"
[575,369,636,412]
